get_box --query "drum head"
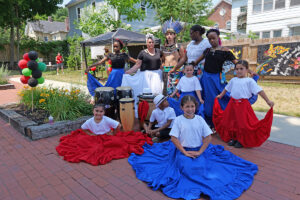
[119,98,134,103]
[95,87,114,92]
[138,94,155,99]
[116,86,132,91]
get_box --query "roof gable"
[28,20,67,34]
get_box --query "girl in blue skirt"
[129,95,258,200]
[168,64,204,117]
[192,29,258,127]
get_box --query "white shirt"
[170,115,212,148]
[176,76,202,92]
[81,116,119,135]
[225,77,262,99]
[150,107,176,128]
[186,39,211,66]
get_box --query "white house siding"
[231,0,248,32]
[247,0,300,37]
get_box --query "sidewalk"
[1,80,300,200]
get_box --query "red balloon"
[108,60,112,65]
[23,53,30,61]
[108,67,112,72]
[91,66,96,71]
[20,75,30,84]
[18,59,28,69]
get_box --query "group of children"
[56,28,275,200]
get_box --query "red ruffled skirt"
[213,98,273,147]
[56,129,153,165]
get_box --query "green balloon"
[38,62,47,72]
[37,77,45,84]
[36,58,39,62]
[22,68,32,76]
[89,71,93,74]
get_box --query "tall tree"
[146,0,213,42]
[0,0,62,68]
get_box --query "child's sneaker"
[234,141,243,148]
[228,140,236,146]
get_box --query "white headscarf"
[146,33,155,43]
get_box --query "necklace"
[146,49,155,56]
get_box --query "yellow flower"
[40,93,44,97]
[39,99,46,103]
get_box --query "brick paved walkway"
[1,81,300,200]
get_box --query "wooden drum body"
[94,87,116,119]
[119,98,135,132]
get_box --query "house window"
[77,7,81,20]
[275,0,285,9]
[253,0,262,13]
[53,36,56,40]
[273,30,282,37]
[262,31,270,38]
[290,26,300,36]
[240,6,247,13]
[254,32,260,38]
[290,0,300,6]
[44,36,48,42]
[264,0,273,11]
[141,1,146,11]
[214,23,219,29]
[226,21,231,30]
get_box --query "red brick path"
[1,81,300,199]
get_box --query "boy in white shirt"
[146,94,176,141]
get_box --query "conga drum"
[116,86,133,119]
[137,94,156,128]
[94,87,116,119]
[116,86,133,99]
[119,98,135,132]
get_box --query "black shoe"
[234,141,243,148]
[228,140,236,146]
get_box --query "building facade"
[231,0,300,37]
[208,0,232,30]
[66,0,158,37]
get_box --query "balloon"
[32,70,42,79]
[91,66,96,71]
[36,58,39,62]
[84,72,87,75]
[108,60,112,65]
[18,59,28,69]
[20,75,30,84]
[22,68,32,76]
[89,71,93,74]
[38,62,47,72]
[37,77,45,84]
[28,51,38,60]
[23,53,30,61]
[108,67,112,72]
[27,60,38,71]
[28,78,38,87]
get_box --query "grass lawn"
[26,69,300,117]
[252,81,300,117]
[42,69,108,86]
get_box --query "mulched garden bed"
[3,103,49,125]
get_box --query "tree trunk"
[9,21,15,69]
[16,5,20,61]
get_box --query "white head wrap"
[145,33,155,43]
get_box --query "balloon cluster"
[107,60,112,72]
[18,51,46,87]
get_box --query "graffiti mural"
[223,46,243,74]
[257,43,300,76]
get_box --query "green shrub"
[19,86,93,121]
[0,65,10,85]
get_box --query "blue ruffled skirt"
[168,92,204,118]
[129,141,258,200]
[200,71,259,127]
[87,68,124,96]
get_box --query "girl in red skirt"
[56,104,152,165]
[213,60,274,148]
